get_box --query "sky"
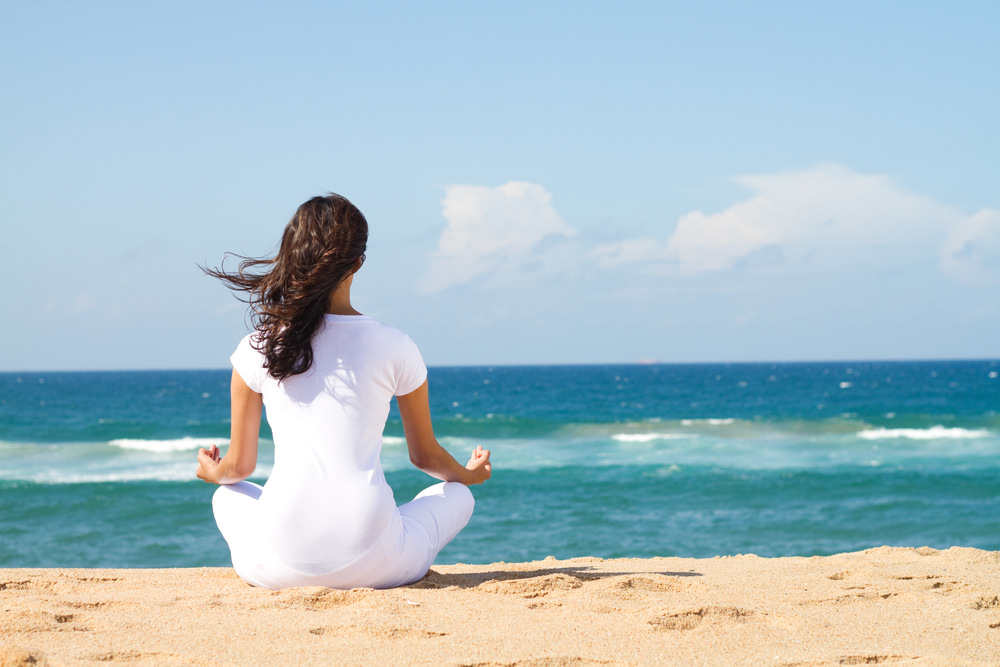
[1,0,998,371]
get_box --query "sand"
[2,546,999,666]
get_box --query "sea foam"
[611,433,686,443]
[857,426,991,440]
[110,437,220,452]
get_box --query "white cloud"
[941,208,1000,285]
[426,168,997,293]
[421,182,576,292]
[660,164,959,274]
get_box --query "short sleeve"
[230,333,268,393]
[394,334,428,396]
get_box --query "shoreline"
[2,546,999,666]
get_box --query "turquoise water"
[1,361,998,567]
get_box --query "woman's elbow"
[408,443,440,471]
[408,450,429,469]
[232,460,257,480]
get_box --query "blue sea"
[1,361,998,568]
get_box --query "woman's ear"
[352,255,365,274]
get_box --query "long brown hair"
[204,194,368,381]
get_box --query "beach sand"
[2,547,998,666]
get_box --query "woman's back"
[233,314,426,572]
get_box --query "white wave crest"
[28,463,276,484]
[109,437,220,452]
[857,426,991,441]
[680,418,736,426]
[612,433,685,443]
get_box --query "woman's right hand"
[196,444,223,483]
[465,445,492,485]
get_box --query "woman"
[196,194,491,590]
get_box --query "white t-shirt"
[230,314,427,573]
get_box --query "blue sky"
[2,1,998,370]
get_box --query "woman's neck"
[326,277,362,316]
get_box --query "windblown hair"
[204,194,368,381]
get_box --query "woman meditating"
[196,194,491,590]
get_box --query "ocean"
[1,360,998,568]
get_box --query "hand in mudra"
[465,445,492,484]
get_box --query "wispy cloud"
[940,208,1000,285]
[420,182,576,292]
[593,164,965,275]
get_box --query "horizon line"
[2,356,999,374]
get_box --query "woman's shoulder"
[328,314,413,340]
[362,318,420,352]
[234,330,266,354]
[230,330,269,392]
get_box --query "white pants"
[212,481,475,590]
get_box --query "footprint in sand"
[647,606,754,631]
[274,587,375,609]
[477,573,586,598]
[610,575,687,597]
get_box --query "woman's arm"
[397,379,491,485]
[196,370,263,485]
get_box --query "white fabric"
[215,314,474,590]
